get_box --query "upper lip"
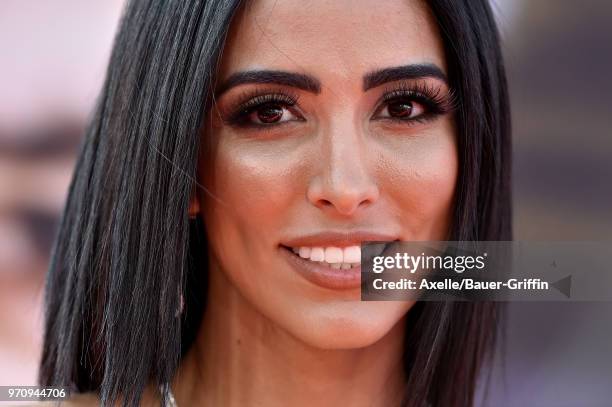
[281,231,399,248]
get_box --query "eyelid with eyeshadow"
[220,88,302,126]
[219,82,456,129]
[373,81,457,120]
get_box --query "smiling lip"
[279,231,399,290]
[281,231,399,249]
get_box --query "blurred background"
[0,1,610,405]
[0,0,124,388]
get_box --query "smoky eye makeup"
[371,81,457,125]
[215,80,456,132]
[218,88,305,129]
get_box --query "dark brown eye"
[256,104,284,123]
[375,98,426,121]
[387,100,413,118]
[242,102,301,125]
[225,91,305,128]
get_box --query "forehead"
[218,0,447,81]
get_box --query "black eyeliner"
[223,88,300,127]
[375,82,457,124]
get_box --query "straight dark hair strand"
[39,1,511,406]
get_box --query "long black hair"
[39,1,511,406]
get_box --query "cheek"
[199,136,307,284]
[377,123,458,239]
[204,139,307,225]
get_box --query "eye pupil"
[257,104,284,123]
[388,101,413,118]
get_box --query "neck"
[172,261,407,407]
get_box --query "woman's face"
[197,0,457,349]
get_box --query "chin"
[287,302,413,350]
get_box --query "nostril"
[306,173,379,216]
[312,191,376,216]
[318,199,333,207]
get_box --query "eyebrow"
[216,70,322,96]
[362,63,448,91]
[215,63,448,96]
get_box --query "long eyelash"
[379,82,457,121]
[223,88,300,126]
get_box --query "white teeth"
[298,247,311,258]
[324,247,343,263]
[343,246,361,263]
[289,245,362,269]
[309,247,325,262]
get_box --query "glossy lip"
[281,231,399,249]
[279,231,399,290]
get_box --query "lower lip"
[279,246,362,290]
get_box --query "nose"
[306,127,380,217]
